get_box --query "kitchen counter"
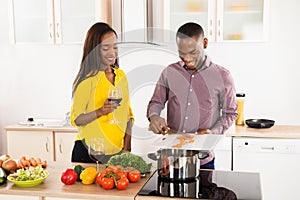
[5,124,78,132]
[0,162,152,200]
[226,125,300,139]
[5,124,300,138]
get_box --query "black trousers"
[71,139,122,164]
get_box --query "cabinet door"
[12,0,54,44]
[153,0,213,43]
[122,0,147,43]
[0,195,39,200]
[54,132,77,162]
[58,0,100,44]
[214,136,232,170]
[6,131,54,161]
[217,0,269,41]
[11,0,101,44]
[150,0,269,43]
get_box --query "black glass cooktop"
[138,169,262,200]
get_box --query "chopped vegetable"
[8,165,47,181]
[106,152,151,173]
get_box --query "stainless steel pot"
[158,176,199,198]
[148,149,208,180]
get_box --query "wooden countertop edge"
[0,189,136,200]
[5,125,78,132]
[225,125,300,139]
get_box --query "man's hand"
[149,115,168,134]
[196,129,212,135]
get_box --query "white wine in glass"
[88,138,105,171]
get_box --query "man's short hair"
[176,22,204,39]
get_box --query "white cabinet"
[0,195,38,200]
[214,136,232,170]
[6,129,77,162]
[150,0,269,43]
[11,0,101,44]
[6,130,54,161]
[233,137,300,200]
[54,131,77,162]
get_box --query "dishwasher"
[233,137,300,200]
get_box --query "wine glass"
[88,138,105,172]
[108,86,122,124]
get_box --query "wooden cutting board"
[151,133,223,151]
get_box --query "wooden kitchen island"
[0,162,152,200]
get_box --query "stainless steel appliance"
[138,169,262,199]
[148,149,209,180]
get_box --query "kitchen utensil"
[148,149,209,180]
[245,119,275,128]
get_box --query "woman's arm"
[74,100,117,126]
[123,118,133,152]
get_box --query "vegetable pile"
[96,165,141,190]
[106,152,151,173]
[61,164,142,190]
[8,165,48,181]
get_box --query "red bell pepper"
[61,168,78,185]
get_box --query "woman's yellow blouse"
[71,69,134,154]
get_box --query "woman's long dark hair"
[72,22,118,97]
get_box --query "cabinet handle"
[209,20,213,37]
[56,23,60,38]
[46,137,49,152]
[49,24,53,39]
[217,20,221,37]
[59,143,62,154]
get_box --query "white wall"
[1,0,300,154]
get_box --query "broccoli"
[106,152,152,173]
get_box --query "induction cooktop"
[138,169,262,200]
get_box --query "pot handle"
[198,151,209,160]
[147,152,159,161]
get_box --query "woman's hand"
[96,99,118,117]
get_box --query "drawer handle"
[261,146,274,151]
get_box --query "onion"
[2,159,17,174]
[0,154,11,162]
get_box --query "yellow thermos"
[236,93,245,125]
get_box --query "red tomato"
[106,165,118,173]
[96,172,106,187]
[116,177,129,190]
[128,170,141,183]
[101,177,115,190]
[116,171,128,179]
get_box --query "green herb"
[106,152,152,173]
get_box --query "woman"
[70,22,134,163]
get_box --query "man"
[147,22,237,169]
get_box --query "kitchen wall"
[1,0,300,154]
